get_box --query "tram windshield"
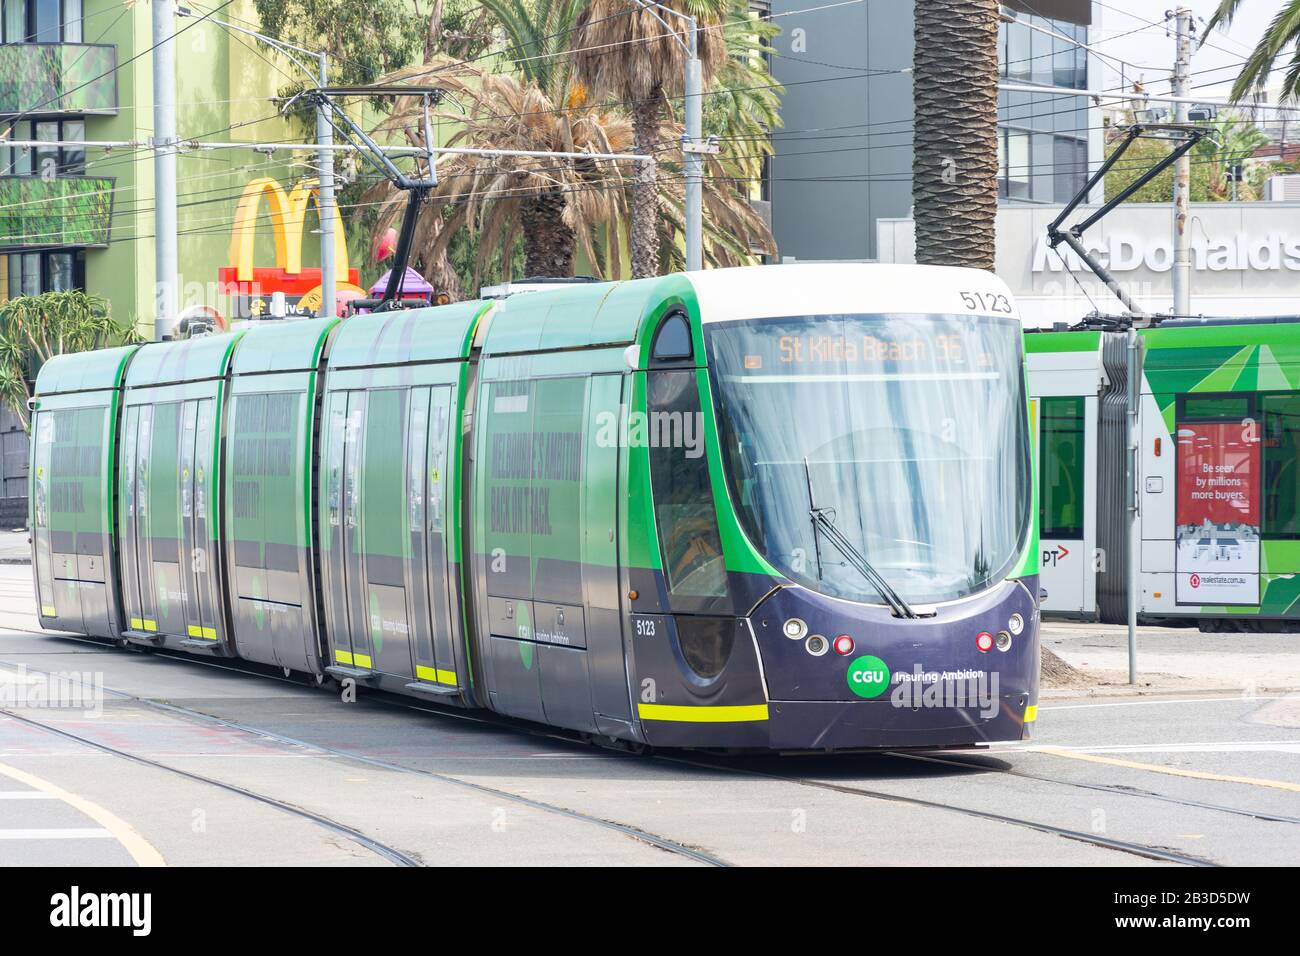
[705,313,1031,607]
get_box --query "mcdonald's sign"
[218,177,363,319]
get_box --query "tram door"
[120,404,155,633]
[120,399,220,641]
[406,385,458,688]
[585,373,631,722]
[324,389,416,675]
[178,400,220,642]
[324,391,369,669]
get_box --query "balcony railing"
[0,175,115,249]
[0,44,117,115]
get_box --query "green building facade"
[0,0,320,334]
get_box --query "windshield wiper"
[803,458,918,620]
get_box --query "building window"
[2,119,84,176]
[4,250,85,298]
[1,0,82,43]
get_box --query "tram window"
[1178,395,1255,422]
[647,370,729,605]
[652,312,692,362]
[531,376,585,605]
[1263,393,1300,538]
[1040,396,1084,539]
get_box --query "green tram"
[1028,316,1300,629]
[31,264,1041,750]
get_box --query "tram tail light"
[1154,437,1161,457]
[833,635,854,656]
[975,631,994,653]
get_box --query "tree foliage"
[1104,114,1274,203]
[0,291,142,429]
[1206,0,1300,103]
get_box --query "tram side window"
[530,376,585,606]
[1263,393,1300,538]
[647,370,729,606]
[1040,396,1084,539]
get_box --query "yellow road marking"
[1037,746,1300,793]
[0,760,166,866]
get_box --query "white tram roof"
[685,264,1019,325]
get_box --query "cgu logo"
[845,655,890,699]
[1042,545,1070,567]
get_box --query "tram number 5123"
[959,291,1013,314]
[633,617,658,637]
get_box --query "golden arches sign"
[227,177,350,282]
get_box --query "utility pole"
[152,0,179,340]
[1171,7,1193,318]
[316,52,336,319]
[682,20,703,272]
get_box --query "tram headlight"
[805,634,829,656]
[1007,613,1024,636]
[995,630,1013,652]
[833,634,855,656]
[975,631,994,653]
[783,618,808,641]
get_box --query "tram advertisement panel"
[1175,420,1260,606]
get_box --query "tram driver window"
[647,369,728,604]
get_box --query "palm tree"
[912,0,1001,270]
[570,0,729,276]
[0,290,141,429]
[369,64,636,287]
[1207,1,1300,102]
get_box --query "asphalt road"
[1,566,1297,867]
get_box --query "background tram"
[1028,316,1300,630]
[31,264,1040,751]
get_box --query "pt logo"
[845,655,890,699]
[1042,545,1070,567]
[1190,573,1201,589]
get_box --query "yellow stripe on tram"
[40,605,56,617]
[333,650,375,668]
[416,665,458,685]
[638,703,769,723]
[1024,705,1038,723]
[129,617,143,630]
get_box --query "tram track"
[0,637,729,867]
[656,753,1221,867]
[2,621,1287,867]
[882,750,1300,826]
[0,706,423,867]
